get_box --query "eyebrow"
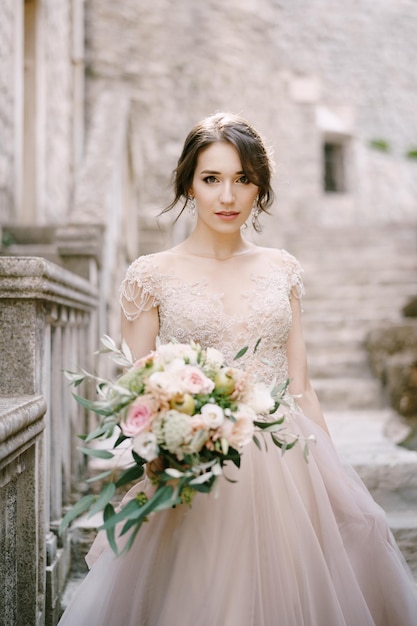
[200,169,245,175]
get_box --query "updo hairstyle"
[163,112,274,231]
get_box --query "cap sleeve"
[119,255,160,321]
[281,249,305,299]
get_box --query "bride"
[59,113,417,625]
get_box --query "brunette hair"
[162,112,274,230]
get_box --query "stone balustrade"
[0,256,98,625]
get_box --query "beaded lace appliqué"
[120,251,304,387]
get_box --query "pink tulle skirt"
[59,409,417,626]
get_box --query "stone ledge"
[0,395,46,466]
[0,256,97,310]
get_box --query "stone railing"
[0,256,98,625]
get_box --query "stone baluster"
[0,256,98,625]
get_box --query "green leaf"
[100,498,142,530]
[118,522,143,557]
[85,421,117,442]
[85,469,113,484]
[233,346,249,360]
[78,446,114,459]
[115,464,145,488]
[88,483,116,517]
[253,338,262,353]
[59,494,96,533]
[103,503,118,555]
[72,393,114,417]
[253,417,285,430]
[271,433,284,449]
[113,432,130,448]
[252,434,262,451]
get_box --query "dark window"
[323,142,345,192]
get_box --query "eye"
[203,175,218,184]
[237,174,250,184]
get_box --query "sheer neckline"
[167,244,257,261]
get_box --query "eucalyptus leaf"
[252,434,262,451]
[115,464,145,488]
[78,446,114,460]
[100,498,142,530]
[100,334,119,352]
[233,346,249,360]
[103,503,118,554]
[59,494,96,533]
[85,469,113,484]
[88,483,116,517]
[85,421,117,442]
[253,337,262,353]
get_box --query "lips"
[215,211,239,217]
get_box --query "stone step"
[308,351,370,378]
[326,409,417,576]
[386,510,417,580]
[304,280,417,303]
[313,377,384,410]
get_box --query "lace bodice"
[120,247,304,386]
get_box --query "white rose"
[200,403,225,429]
[204,347,225,370]
[244,382,275,414]
[148,370,182,395]
[133,431,159,461]
[157,343,199,365]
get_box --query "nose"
[219,182,234,205]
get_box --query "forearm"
[291,382,331,437]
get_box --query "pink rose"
[121,394,159,437]
[180,366,215,395]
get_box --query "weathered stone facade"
[85,0,417,240]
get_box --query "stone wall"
[85,0,417,241]
[0,0,84,227]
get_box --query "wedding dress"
[59,247,417,626]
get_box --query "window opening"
[323,142,345,193]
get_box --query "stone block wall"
[85,0,417,238]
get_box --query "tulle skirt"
[59,408,417,626]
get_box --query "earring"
[188,197,196,219]
[252,206,261,231]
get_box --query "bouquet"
[61,337,302,555]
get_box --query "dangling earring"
[252,206,261,231]
[188,197,196,219]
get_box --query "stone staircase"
[285,222,417,576]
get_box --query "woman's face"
[190,141,259,234]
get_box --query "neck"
[179,227,253,260]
